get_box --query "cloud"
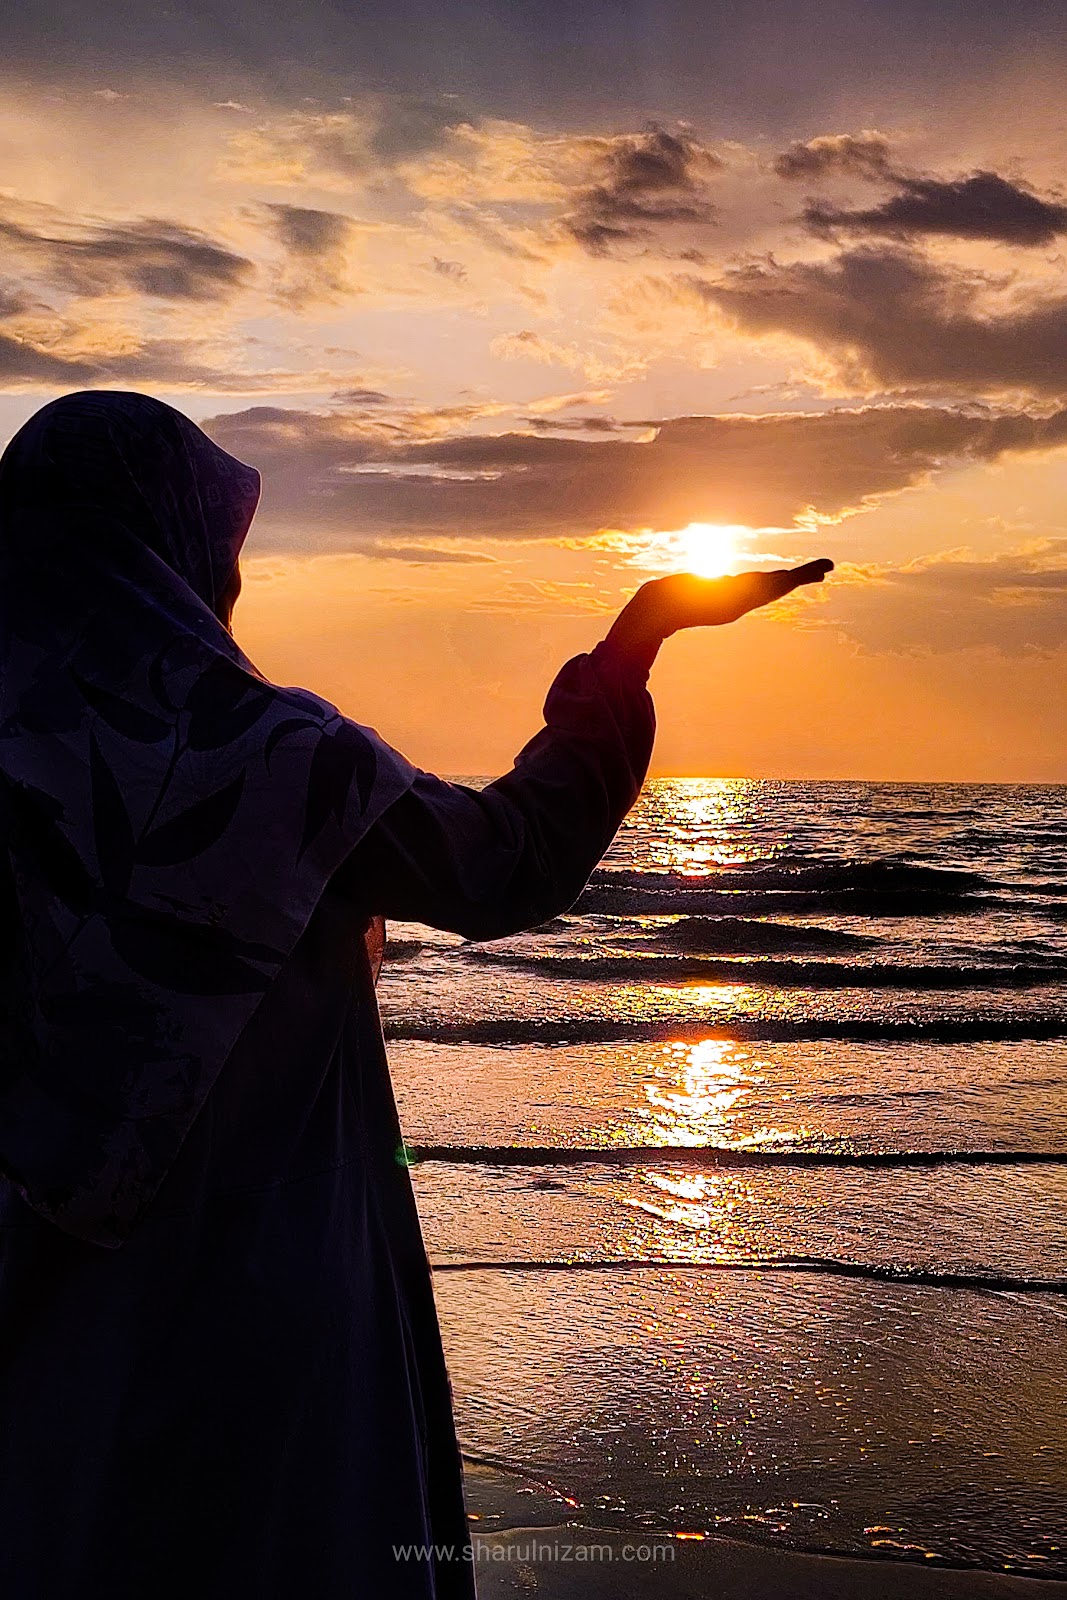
[4,0,1064,150]
[220,110,373,186]
[263,203,354,258]
[0,332,101,386]
[805,170,1067,246]
[331,386,392,407]
[202,399,1067,550]
[0,282,247,385]
[775,134,1067,247]
[364,94,473,166]
[519,414,636,434]
[564,125,723,256]
[774,131,894,181]
[825,541,1067,655]
[220,97,471,188]
[399,118,570,207]
[429,256,467,281]
[0,296,309,391]
[437,202,547,262]
[262,202,357,304]
[0,334,243,388]
[0,206,254,302]
[0,283,34,319]
[490,328,644,384]
[364,542,496,564]
[523,389,614,414]
[693,246,1067,398]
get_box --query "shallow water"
[380,779,1067,1575]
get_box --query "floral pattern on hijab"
[0,390,416,1246]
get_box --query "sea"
[378,780,1067,1578]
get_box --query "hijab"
[0,390,415,1246]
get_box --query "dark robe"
[0,641,654,1598]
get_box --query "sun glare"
[671,523,749,577]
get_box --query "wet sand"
[465,1464,1067,1599]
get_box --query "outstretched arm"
[338,639,654,939]
[337,561,832,940]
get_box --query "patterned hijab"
[0,390,415,1246]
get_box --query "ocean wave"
[588,861,988,893]
[623,917,879,955]
[573,860,1059,919]
[432,1256,1067,1293]
[576,886,991,917]
[384,1016,1067,1045]
[406,1143,1067,1169]
[462,953,1067,988]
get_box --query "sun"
[632,520,759,579]
[670,523,749,578]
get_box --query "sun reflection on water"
[644,1038,753,1139]
[620,1168,755,1260]
[634,1037,817,1150]
[637,779,787,873]
[663,982,757,1010]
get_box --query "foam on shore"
[463,1463,1067,1599]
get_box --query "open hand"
[605,559,833,667]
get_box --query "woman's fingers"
[785,557,834,588]
[751,558,834,607]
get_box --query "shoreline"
[463,1464,1067,1598]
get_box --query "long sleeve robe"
[0,640,654,1600]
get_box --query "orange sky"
[3,4,1067,779]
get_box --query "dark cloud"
[826,542,1067,655]
[519,414,631,433]
[365,94,472,165]
[565,126,722,257]
[260,203,355,305]
[775,134,1067,248]
[0,332,285,391]
[429,256,467,280]
[805,171,1067,246]
[0,333,100,386]
[0,210,253,302]
[774,132,893,181]
[202,399,1067,549]
[694,246,1067,398]
[0,283,33,319]
[263,203,355,258]
[7,0,1067,148]
[331,387,392,406]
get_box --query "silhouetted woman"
[0,391,829,1598]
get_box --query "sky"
[3,0,1067,779]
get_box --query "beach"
[381,779,1067,1584]
[466,1464,1067,1598]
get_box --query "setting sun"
[671,523,749,578]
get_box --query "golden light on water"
[624,1169,740,1235]
[632,1038,817,1153]
[653,778,769,871]
[644,1038,753,1138]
